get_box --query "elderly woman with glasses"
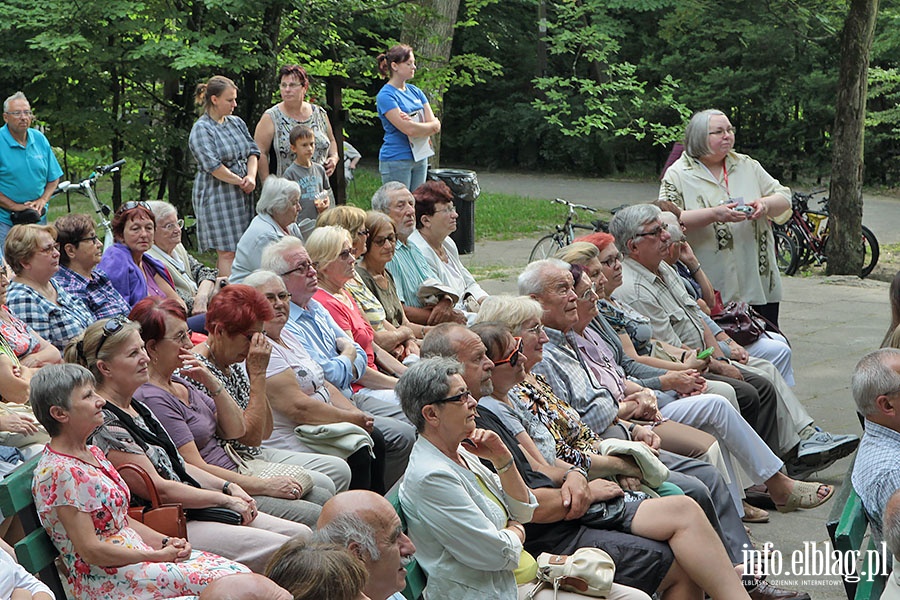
[409,180,487,316]
[254,64,339,180]
[146,201,219,315]
[307,226,407,388]
[319,207,420,362]
[229,176,303,284]
[659,109,791,327]
[30,363,249,600]
[98,201,184,310]
[5,224,93,350]
[397,358,656,600]
[54,213,131,321]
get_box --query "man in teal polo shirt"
[0,92,63,249]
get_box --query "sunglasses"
[79,315,130,361]
[119,201,151,213]
[427,390,474,406]
[493,337,523,368]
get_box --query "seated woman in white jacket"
[397,357,652,600]
[408,180,487,315]
[0,538,53,600]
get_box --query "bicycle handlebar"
[551,198,598,213]
[95,159,126,176]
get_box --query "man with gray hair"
[0,91,63,249]
[609,203,857,476]
[316,490,416,600]
[852,348,900,543]
[371,182,464,326]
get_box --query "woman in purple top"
[129,296,329,528]
[98,201,182,309]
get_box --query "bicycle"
[529,198,610,262]
[773,189,879,278]
[53,159,125,249]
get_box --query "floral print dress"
[33,445,248,600]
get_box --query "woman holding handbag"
[128,295,336,527]
[66,319,310,574]
[29,363,248,600]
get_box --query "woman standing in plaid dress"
[189,76,260,277]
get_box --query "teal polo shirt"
[0,125,63,224]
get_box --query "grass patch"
[345,168,591,242]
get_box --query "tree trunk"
[402,0,462,166]
[826,0,879,276]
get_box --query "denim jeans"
[379,158,428,191]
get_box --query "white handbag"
[527,547,616,599]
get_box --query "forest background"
[0,0,893,221]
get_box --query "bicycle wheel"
[529,234,563,263]
[861,225,880,278]
[773,228,799,276]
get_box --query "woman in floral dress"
[30,363,247,600]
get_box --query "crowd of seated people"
[0,170,873,600]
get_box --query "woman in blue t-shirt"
[375,45,441,191]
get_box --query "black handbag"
[10,208,42,225]
[185,506,243,525]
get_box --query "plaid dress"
[189,114,260,252]
[6,280,93,351]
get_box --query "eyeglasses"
[76,235,100,245]
[120,201,151,213]
[161,219,184,232]
[524,323,544,336]
[708,126,736,137]
[356,229,370,237]
[427,390,474,406]
[434,205,457,215]
[338,248,355,261]
[95,316,130,357]
[37,242,60,255]
[578,283,598,301]
[280,82,305,89]
[493,337,523,368]
[264,292,292,303]
[633,225,666,240]
[600,253,622,268]
[372,234,396,247]
[281,261,318,277]
[5,110,33,117]
[166,329,193,346]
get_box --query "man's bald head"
[199,573,291,600]
[316,490,416,600]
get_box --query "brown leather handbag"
[118,463,188,540]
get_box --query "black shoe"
[748,580,811,600]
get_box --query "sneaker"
[795,429,859,464]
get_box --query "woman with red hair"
[408,180,488,316]
[130,291,339,528]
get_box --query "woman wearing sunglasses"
[319,207,420,362]
[306,226,406,394]
[97,201,184,310]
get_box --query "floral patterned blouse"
[33,445,247,599]
[509,374,601,470]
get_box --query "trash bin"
[426,168,480,254]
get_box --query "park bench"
[0,454,68,600]
[826,458,887,600]
[386,488,426,600]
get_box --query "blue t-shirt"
[0,125,63,224]
[376,83,429,161]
